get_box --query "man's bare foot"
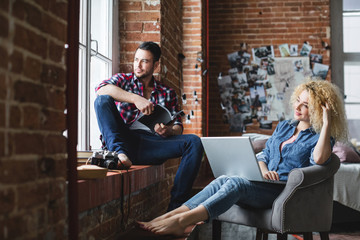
[118,153,132,169]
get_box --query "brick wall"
[0,0,68,239]
[208,0,331,136]
[182,0,206,136]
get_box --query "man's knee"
[94,95,114,108]
[187,134,202,147]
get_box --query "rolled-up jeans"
[94,95,204,210]
[184,175,285,221]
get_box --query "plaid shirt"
[95,73,183,128]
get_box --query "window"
[331,0,360,139]
[78,0,114,150]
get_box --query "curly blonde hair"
[290,79,348,142]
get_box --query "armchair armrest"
[271,153,340,233]
[287,153,340,189]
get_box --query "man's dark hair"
[137,41,161,62]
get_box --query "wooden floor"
[118,225,196,240]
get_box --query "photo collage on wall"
[218,42,327,132]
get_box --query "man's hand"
[154,123,174,137]
[263,171,279,181]
[134,95,154,115]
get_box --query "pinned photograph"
[310,54,323,64]
[299,43,312,56]
[252,46,275,64]
[312,63,329,80]
[293,59,304,72]
[227,51,250,70]
[267,62,275,75]
[279,44,291,57]
[227,51,242,68]
[289,44,298,56]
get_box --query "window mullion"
[84,0,92,150]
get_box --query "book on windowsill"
[77,165,108,179]
[130,105,185,133]
[77,151,93,165]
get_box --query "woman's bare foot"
[118,153,132,169]
[137,205,190,229]
[142,214,187,236]
[139,205,209,236]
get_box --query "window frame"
[331,0,360,95]
[78,0,118,151]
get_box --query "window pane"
[89,57,110,150]
[345,104,360,119]
[343,0,360,11]
[344,62,360,103]
[343,14,360,53]
[79,0,86,45]
[78,46,86,150]
[91,0,112,58]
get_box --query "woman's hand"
[258,161,279,180]
[321,102,331,126]
[263,171,280,181]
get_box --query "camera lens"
[91,158,99,166]
[104,160,117,169]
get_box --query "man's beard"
[135,71,152,80]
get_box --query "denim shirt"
[257,120,335,181]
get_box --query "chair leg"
[319,232,329,240]
[303,232,313,240]
[256,228,265,240]
[277,233,287,240]
[212,220,222,240]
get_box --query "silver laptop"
[201,136,286,184]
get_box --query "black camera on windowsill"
[90,150,118,169]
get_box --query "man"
[94,41,203,211]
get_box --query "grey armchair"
[212,153,340,240]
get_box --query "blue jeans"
[184,175,285,221]
[94,95,204,210]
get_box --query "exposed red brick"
[0,45,9,70]
[0,13,8,38]
[0,160,38,184]
[13,24,47,58]
[14,80,47,105]
[119,1,142,11]
[49,1,68,21]
[40,64,66,87]
[9,50,23,74]
[24,56,42,81]
[0,74,5,100]
[18,182,49,209]
[40,109,66,131]
[0,188,15,214]
[11,132,45,155]
[9,105,21,128]
[49,40,66,63]
[45,134,67,154]
[42,13,67,42]
[23,105,40,129]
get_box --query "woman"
[138,80,348,236]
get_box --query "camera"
[90,150,118,169]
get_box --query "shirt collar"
[289,119,316,134]
[133,73,157,89]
